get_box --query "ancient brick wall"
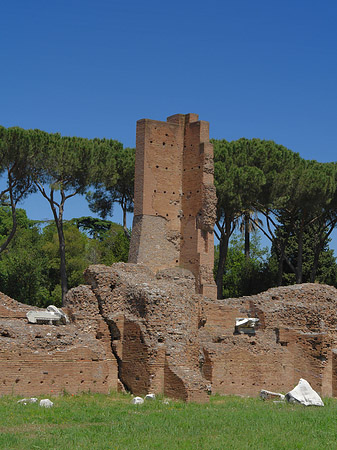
[199,284,337,397]
[0,290,118,396]
[129,113,217,299]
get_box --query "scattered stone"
[131,396,144,405]
[27,305,68,325]
[17,397,38,405]
[145,393,156,401]
[235,318,259,334]
[285,379,324,407]
[39,399,54,408]
[260,390,285,401]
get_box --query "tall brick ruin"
[2,113,337,403]
[128,114,217,299]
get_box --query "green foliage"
[0,206,129,307]
[270,223,337,286]
[215,233,272,298]
[87,146,135,231]
[0,393,337,449]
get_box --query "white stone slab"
[131,396,144,404]
[285,379,324,407]
[39,399,54,408]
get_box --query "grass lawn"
[0,392,336,449]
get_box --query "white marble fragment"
[235,318,259,333]
[285,378,324,407]
[17,397,38,405]
[260,390,285,401]
[26,305,69,325]
[39,399,54,408]
[145,393,156,401]
[131,396,144,404]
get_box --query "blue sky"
[1,0,337,240]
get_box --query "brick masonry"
[128,114,217,299]
[1,113,337,402]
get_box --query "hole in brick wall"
[171,144,173,147]
[165,133,168,136]
[110,282,116,291]
[190,144,192,147]
[156,213,158,216]
[173,191,175,194]
[176,259,178,263]
[190,237,193,239]
[164,191,166,193]
[165,167,168,170]
[15,379,19,383]
[197,190,200,193]
[163,142,166,146]
[136,376,140,381]
[156,165,159,168]
[81,380,84,384]
[150,140,153,143]
[154,189,156,192]
[198,166,201,169]
[80,370,83,374]
[166,214,168,217]
[40,381,43,384]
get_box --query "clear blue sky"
[1,0,337,238]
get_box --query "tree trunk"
[49,189,68,305]
[215,218,231,299]
[0,172,18,254]
[277,251,284,286]
[244,213,250,260]
[122,202,131,240]
[296,227,303,284]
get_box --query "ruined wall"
[199,284,337,397]
[128,113,217,299]
[0,290,118,396]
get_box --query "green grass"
[0,392,336,449]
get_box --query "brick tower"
[128,114,217,299]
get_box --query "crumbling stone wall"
[199,283,337,397]
[128,113,217,299]
[0,291,117,396]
